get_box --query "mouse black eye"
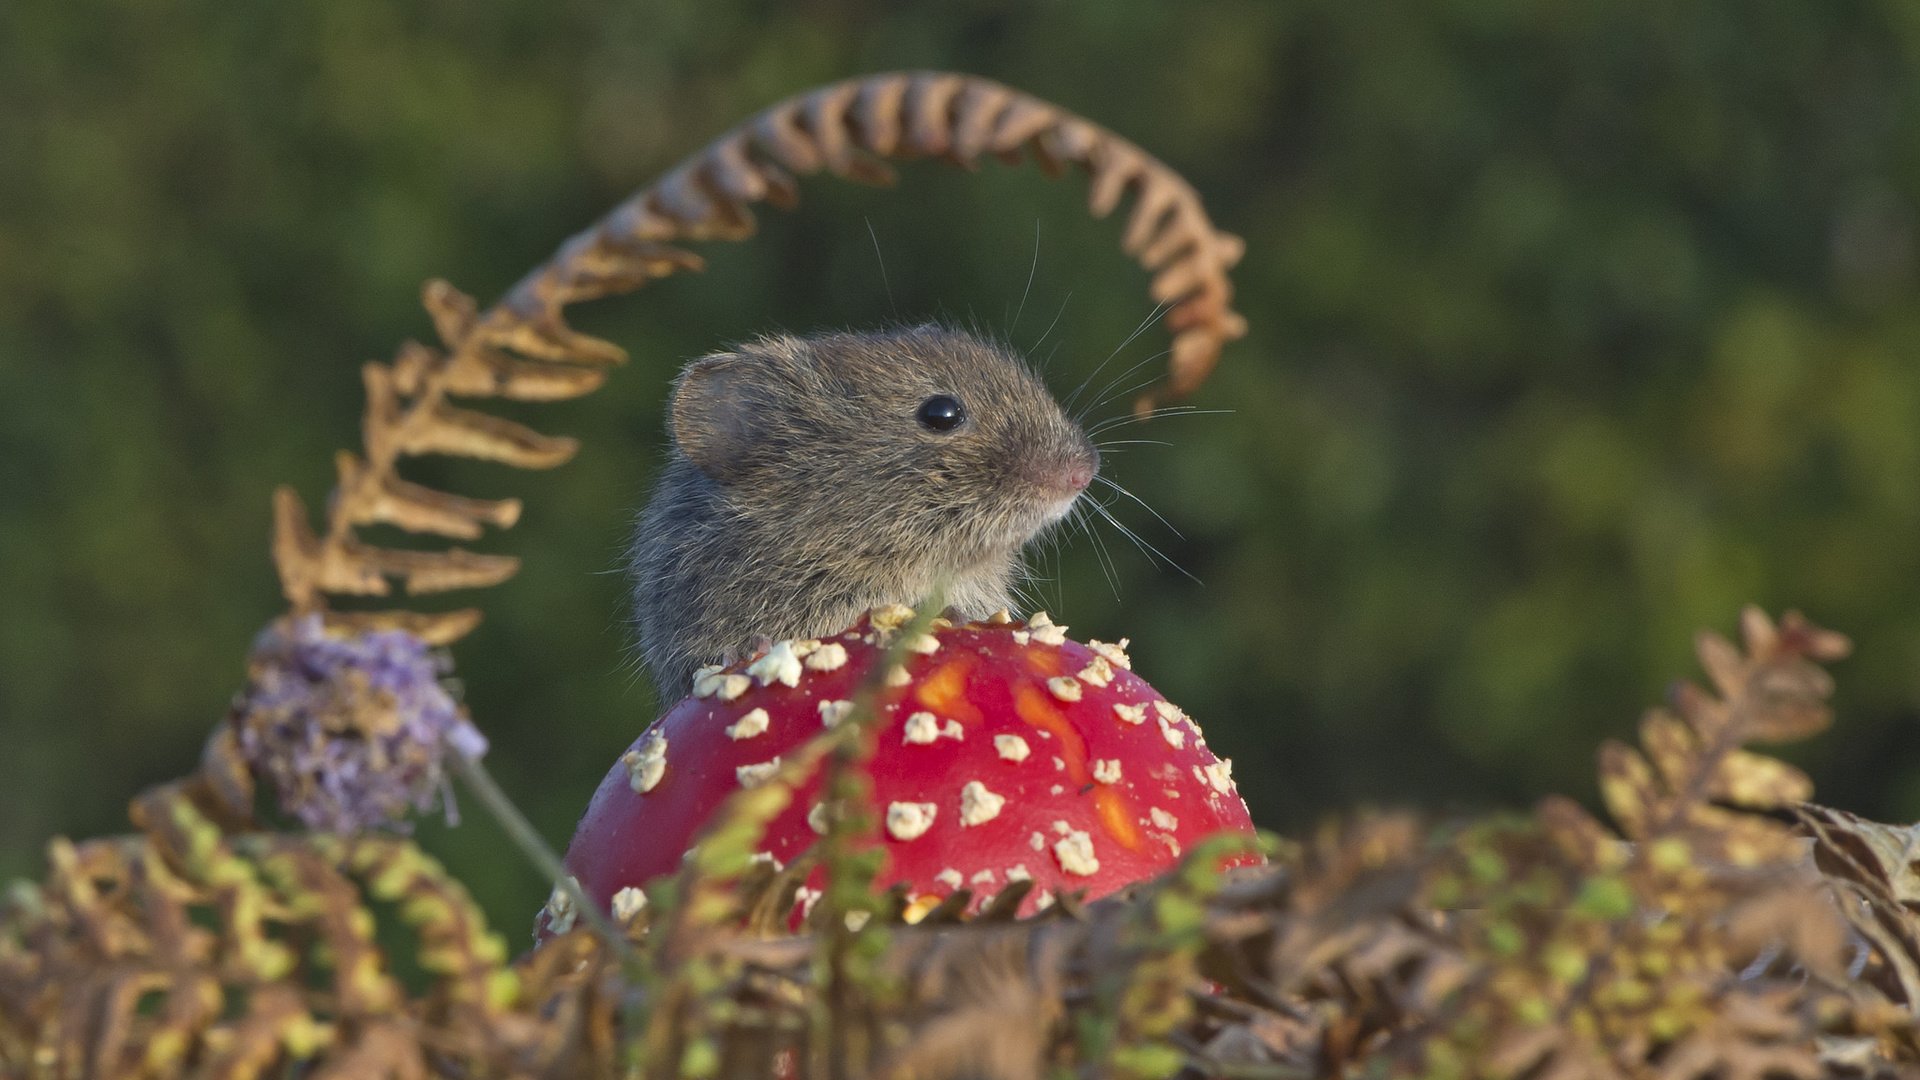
[916,394,965,432]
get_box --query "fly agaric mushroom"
[548,606,1258,934]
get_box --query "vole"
[629,324,1099,694]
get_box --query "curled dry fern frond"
[272,71,1247,645]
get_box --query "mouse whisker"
[1013,529,1063,616]
[1026,555,1054,614]
[1073,347,1174,424]
[1090,474,1185,541]
[865,217,899,319]
[1082,374,1174,424]
[1025,291,1074,369]
[1086,406,1234,438]
[1065,302,1169,414]
[1094,439,1174,449]
[1046,502,1080,609]
[1087,405,1201,433]
[1090,404,1219,427]
[1073,501,1124,601]
[1088,499,1202,586]
[1007,219,1043,339]
[1038,336,1068,381]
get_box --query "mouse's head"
[669,324,1098,571]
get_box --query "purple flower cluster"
[232,615,488,833]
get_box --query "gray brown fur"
[629,325,1098,693]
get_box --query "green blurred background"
[5,1,1919,926]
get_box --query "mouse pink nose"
[1026,448,1098,497]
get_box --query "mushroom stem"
[448,741,632,954]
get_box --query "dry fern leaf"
[1,780,527,1080]
[1792,803,1920,1010]
[13,769,1920,1077]
[1590,607,1848,867]
[273,72,1245,644]
[1406,610,1868,1080]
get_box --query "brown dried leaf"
[422,278,479,350]
[1694,629,1747,701]
[320,607,483,646]
[879,929,1066,1080]
[334,452,521,540]
[1738,661,1838,744]
[1792,803,1920,1008]
[437,346,609,402]
[1536,795,1629,872]
[1483,1026,1625,1080]
[271,486,336,608]
[337,540,522,596]
[398,402,578,469]
[1667,680,1732,745]
[1738,605,1782,659]
[310,1020,430,1080]
[489,316,628,367]
[1592,610,1847,865]
[1797,806,1920,902]
[196,983,313,1079]
[1723,886,1849,984]
[1772,609,1853,663]
[1652,988,1823,1080]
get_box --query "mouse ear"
[670,352,766,482]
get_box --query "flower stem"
[448,746,631,953]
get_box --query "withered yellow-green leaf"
[1597,740,1662,841]
[1637,709,1698,793]
[1708,750,1813,809]
[1682,804,1804,868]
[1570,875,1635,920]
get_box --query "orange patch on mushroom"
[915,656,980,724]
[1013,682,1088,783]
[1021,646,1067,677]
[1093,788,1144,851]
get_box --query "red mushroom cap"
[549,607,1259,933]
